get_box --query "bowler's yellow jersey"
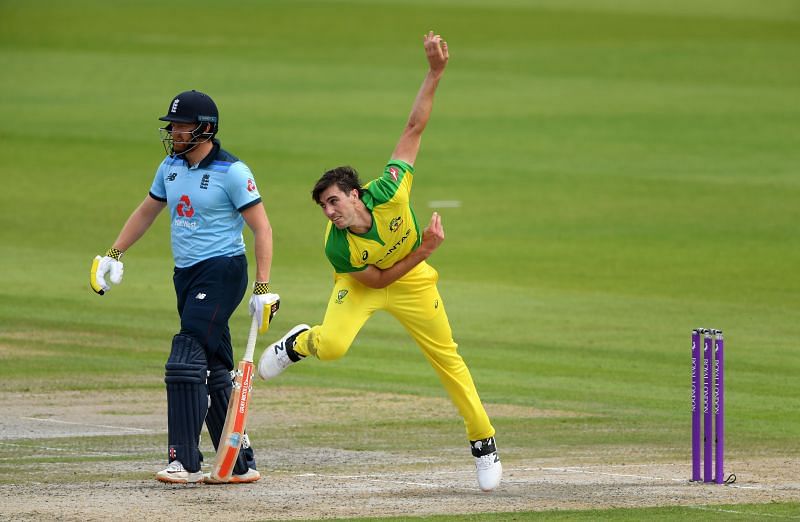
[324,160,421,273]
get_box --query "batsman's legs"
[160,334,208,483]
[170,254,255,482]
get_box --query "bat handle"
[242,315,259,363]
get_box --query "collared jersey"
[324,160,421,273]
[149,140,262,268]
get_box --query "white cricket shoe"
[471,437,502,492]
[203,468,261,484]
[156,460,203,484]
[257,324,310,380]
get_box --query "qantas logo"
[388,166,399,182]
[176,195,194,217]
[376,228,411,263]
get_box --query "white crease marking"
[20,417,151,432]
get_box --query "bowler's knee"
[309,328,351,361]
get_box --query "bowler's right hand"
[90,249,124,295]
[424,31,449,74]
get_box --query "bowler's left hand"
[419,211,445,258]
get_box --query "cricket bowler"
[257,31,502,491]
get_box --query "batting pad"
[164,334,208,472]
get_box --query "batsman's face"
[318,186,359,229]
[169,122,198,153]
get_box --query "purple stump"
[703,330,713,482]
[691,329,701,481]
[714,330,725,484]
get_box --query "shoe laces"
[273,344,293,369]
[475,452,498,471]
[166,460,186,472]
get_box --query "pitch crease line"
[20,416,151,432]
[539,467,780,491]
[0,441,123,457]
[295,472,465,489]
[542,466,686,483]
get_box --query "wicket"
[691,328,733,484]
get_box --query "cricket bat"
[210,315,260,482]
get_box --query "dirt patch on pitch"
[0,389,797,521]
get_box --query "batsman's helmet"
[159,90,219,157]
[159,90,219,135]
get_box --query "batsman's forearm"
[253,225,273,283]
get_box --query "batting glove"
[248,282,280,334]
[90,248,124,295]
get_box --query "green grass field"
[1,0,799,519]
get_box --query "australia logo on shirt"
[335,289,349,304]
[389,216,402,232]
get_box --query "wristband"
[253,281,271,295]
[105,248,123,261]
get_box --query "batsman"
[90,90,280,484]
[258,32,502,491]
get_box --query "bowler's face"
[318,186,359,229]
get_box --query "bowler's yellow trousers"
[293,261,495,441]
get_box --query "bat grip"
[242,315,259,363]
